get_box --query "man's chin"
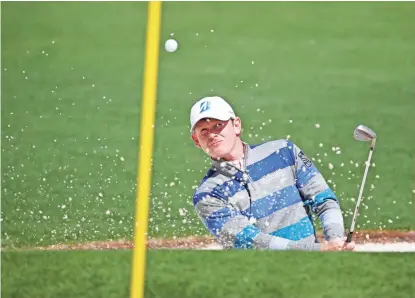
[207,149,229,160]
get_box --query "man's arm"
[287,141,345,241]
[313,200,345,240]
[193,192,322,251]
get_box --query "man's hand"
[320,237,356,252]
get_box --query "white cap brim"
[190,111,235,132]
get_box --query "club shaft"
[347,139,376,241]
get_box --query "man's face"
[191,117,242,159]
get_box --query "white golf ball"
[165,39,178,52]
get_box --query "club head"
[354,125,376,141]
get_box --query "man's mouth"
[209,140,222,147]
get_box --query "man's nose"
[209,132,218,139]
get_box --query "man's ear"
[232,117,242,135]
[191,133,201,148]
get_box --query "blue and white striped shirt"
[193,139,345,251]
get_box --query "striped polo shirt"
[193,139,344,250]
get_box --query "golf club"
[346,125,377,243]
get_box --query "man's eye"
[216,123,223,127]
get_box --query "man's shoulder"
[192,168,220,197]
[248,139,294,154]
[192,168,224,206]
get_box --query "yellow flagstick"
[130,2,162,298]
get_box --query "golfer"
[190,96,355,251]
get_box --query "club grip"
[346,231,353,243]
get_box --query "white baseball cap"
[190,96,236,132]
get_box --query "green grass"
[2,250,415,298]
[2,2,415,247]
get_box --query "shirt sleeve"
[287,140,345,240]
[193,191,322,250]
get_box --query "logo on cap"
[199,101,211,113]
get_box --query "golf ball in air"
[165,39,178,52]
